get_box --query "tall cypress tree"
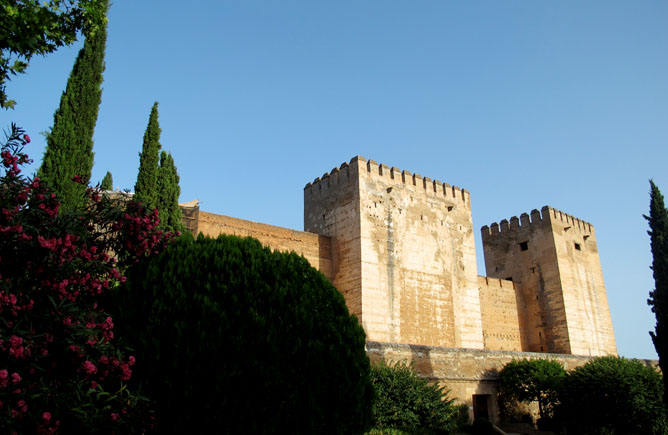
[38,0,108,212]
[101,171,113,190]
[646,180,668,407]
[134,102,161,211]
[156,151,184,233]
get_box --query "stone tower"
[304,156,484,349]
[481,206,616,356]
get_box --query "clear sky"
[2,1,667,359]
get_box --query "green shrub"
[114,233,373,433]
[370,361,459,434]
[498,358,565,421]
[558,356,667,435]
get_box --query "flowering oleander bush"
[114,233,374,434]
[0,124,173,433]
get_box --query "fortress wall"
[481,207,569,353]
[544,207,617,356]
[304,159,363,318]
[357,158,483,348]
[366,341,599,423]
[478,277,522,352]
[196,211,334,280]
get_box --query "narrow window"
[505,277,513,282]
[519,241,528,251]
[574,242,581,251]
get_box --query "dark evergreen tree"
[100,170,113,190]
[134,102,161,210]
[156,151,184,233]
[646,180,668,408]
[114,234,373,433]
[37,0,108,212]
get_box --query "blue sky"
[2,1,667,359]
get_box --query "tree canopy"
[646,180,668,407]
[498,358,565,421]
[0,0,108,109]
[156,151,184,233]
[37,0,107,212]
[559,356,666,435]
[134,102,161,211]
[101,170,112,190]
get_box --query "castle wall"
[304,159,363,318]
[194,211,334,280]
[544,207,617,356]
[366,341,599,424]
[478,276,522,352]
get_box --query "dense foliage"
[156,151,183,233]
[114,233,373,433]
[369,361,460,434]
[498,358,564,422]
[646,180,668,405]
[558,356,666,435]
[100,171,112,190]
[133,102,161,211]
[0,0,107,109]
[0,124,173,433]
[37,0,107,213]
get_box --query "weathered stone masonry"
[180,155,617,422]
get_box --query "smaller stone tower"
[481,206,616,356]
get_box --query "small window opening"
[574,243,581,251]
[505,277,513,282]
[519,241,529,251]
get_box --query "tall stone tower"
[481,206,616,356]
[305,156,484,349]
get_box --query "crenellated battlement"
[481,205,594,237]
[304,155,469,203]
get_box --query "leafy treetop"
[0,0,108,109]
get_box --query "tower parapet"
[481,206,594,239]
[305,156,470,204]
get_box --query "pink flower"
[11,372,20,384]
[23,134,30,143]
[82,361,97,375]
[72,175,82,183]
[111,413,120,422]
[42,411,51,422]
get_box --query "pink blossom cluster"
[0,125,172,432]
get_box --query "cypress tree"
[38,0,108,212]
[134,102,161,211]
[100,171,113,190]
[156,151,184,233]
[646,180,668,407]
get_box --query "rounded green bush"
[370,361,460,433]
[114,233,373,433]
[559,356,666,435]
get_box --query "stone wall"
[366,341,604,423]
[304,159,363,317]
[181,206,334,280]
[305,156,484,349]
[478,276,522,352]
